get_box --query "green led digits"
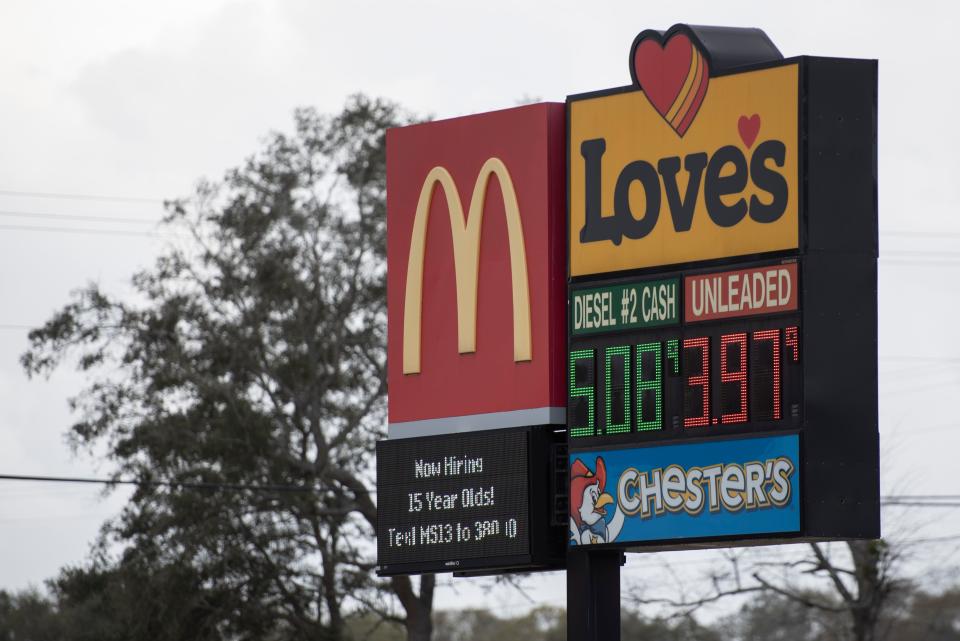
[636,342,663,431]
[604,346,631,434]
[666,339,680,375]
[569,349,596,438]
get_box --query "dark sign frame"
[376,426,566,576]
[566,56,879,550]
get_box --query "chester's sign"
[569,35,799,276]
[569,435,800,546]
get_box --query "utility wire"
[0,473,319,494]
[900,532,960,544]
[0,209,160,225]
[881,259,960,267]
[0,189,164,204]
[881,229,960,239]
[883,502,960,508]
[1,474,959,507]
[0,223,172,238]
[884,495,960,500]
[882,250,960,259]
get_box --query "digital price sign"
[377,428,564,575]
[568,261,802,440]
[566,27,879,551]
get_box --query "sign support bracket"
[567,549,625,641]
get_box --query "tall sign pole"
[376,23,878,641]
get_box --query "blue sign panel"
[569,434,799,546]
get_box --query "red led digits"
[785,326,799,362]
[683,337,710,428]
[720,333,748,424]
[752,329,781,420]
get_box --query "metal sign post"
[567,550,624,641]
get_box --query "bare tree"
[628,540,904,641]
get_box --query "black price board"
[568,260,804,445]
[376,427,564,575]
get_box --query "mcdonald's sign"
[387,104,567,438]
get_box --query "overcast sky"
[1,0,959,615]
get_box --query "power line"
[907,423,960,435]
[0,473,318,494]
[0,189,164,204]
[881,229,960,239]
[0,209,160,225]
[882,495,960,507]
[881,259,960,267]
[0,474,959,508]
[901,532,960,544]
[883,250,960,259]
[0,223,172,239]
[0,513,112,524]
[883,501,960,508]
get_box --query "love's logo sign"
[631,32,710,137]
[569,26,799,276]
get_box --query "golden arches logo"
[402,158,532,375]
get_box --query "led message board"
[567,25,878,550]
[377,428,564,575]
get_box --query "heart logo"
[738,114,761,148]
[632,32,710,137]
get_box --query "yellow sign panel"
[569,63,799,276]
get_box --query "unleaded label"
[685,263,798,323]
[571,278,679,335]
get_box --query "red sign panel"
[386,104,566,437]
[684,263,798,323]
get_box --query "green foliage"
[0,589,62,641]
[717,591,846,641]
[882,588,960,641]
[5,585,960,641]
[21,95,416,640]
[431,606,719,641]
[621,611,723,641]
[52,558,233,641]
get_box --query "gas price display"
[568,261,802,444]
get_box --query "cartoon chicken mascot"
[570,456,625,545]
